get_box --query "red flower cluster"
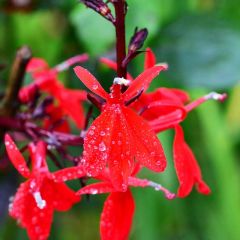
[4,49,226,240]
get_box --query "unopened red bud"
[122,28,148,67]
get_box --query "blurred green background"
[1,0,240,239]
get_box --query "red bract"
[19,55,88,129]
[5,134,85,240]
[74,65,167,190]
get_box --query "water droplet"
[89,130,94,136]
[91,189,98,195]
[30,180,36,189]
[92,84,98,90]
[100,131,105,136]
[121,184,127,191]
[156,160,161,166]
[99,142,106,152]
[117,141,122,145]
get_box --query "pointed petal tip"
[197,181,211,195]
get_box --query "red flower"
[74,64,167,191]
[19,55,88,129]
[77,166,175,240]
[43,104,71,133]
[5,134,85,240]
[100,49,226,197]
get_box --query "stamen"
[54,54,88,72]
[204,92,227,101]
[148,181,176,200]
[156,63,168,69]
[113,77,131,86]
[33,192,46,209]
[185,92,227,112]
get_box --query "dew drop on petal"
[91,189,98,195]
[92,84,99,90]
[99,142,106,152]
[100,131,105,136]
[89,130,94,136]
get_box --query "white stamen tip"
[33,192,46,209]
[113,77,131,86]
[156,62,168,69]
[204,92,227,101]
[54,62,69,72]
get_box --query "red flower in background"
[74,64,167,191]
[5,135,85,240]
[19,55,88,129]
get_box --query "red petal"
[100,58,133,81]
[142,100,186,121]
[74,66,108,100]
[43,180,80,211]
[144,48,156,69]
[27,58,49,72]
[173,125,211,197]
[52,166,86,183]
[82,108,115,176]
[10,181,53,240]
[43,105,70,133]
[29,141,48,174]
[123,65,167,102]
[107,106,134,190]
[82,105,134,190]
[4,134,30,178]
[149,110,185,133]
[77,182,115,195]
[58,89,86,129]
[19,84,38,103]
[100,190,135,240]
[123,107,167,172]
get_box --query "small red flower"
[19,55,88,129]
[43,104,70,133]
[5,134,85,240]
[77,166,175,240]
[74,64,167,191]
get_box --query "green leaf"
[155,15,240,89]
[70,5,115,56]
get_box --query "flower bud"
[80,0,115,23]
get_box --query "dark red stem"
[113,0,127,78]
